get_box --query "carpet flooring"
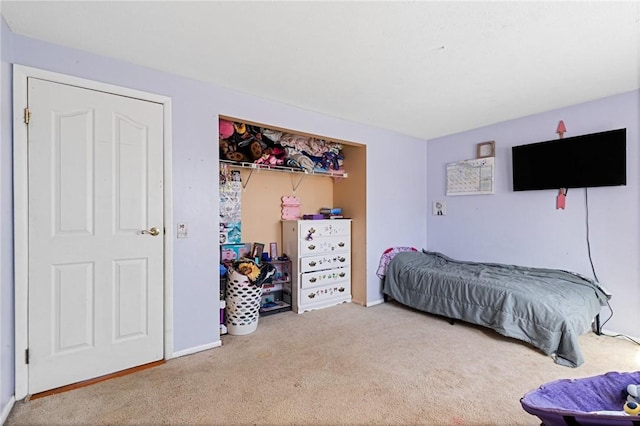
[6,301,640,425]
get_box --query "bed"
[382,250,610,367]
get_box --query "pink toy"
[255,153,284,166]
[219,119,235,139]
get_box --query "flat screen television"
[512,128,626,191]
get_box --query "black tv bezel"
[511,128,626,192]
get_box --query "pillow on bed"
[376,246,417,279]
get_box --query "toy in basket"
[225,259,276,335]
[625,384,640,415]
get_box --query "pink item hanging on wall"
[281,195,301,220]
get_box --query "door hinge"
[25,348,29,365]
[24,107,31,125]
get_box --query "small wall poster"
[433,201,446,216]
[220,166,243,243]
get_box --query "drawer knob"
[308,244,316,250]
[338,287,345,292]
[309,261,317,267]
[338,257,345,262]
[339,272,346,278]
[308,293,316,299]
[309,277,317,283]
[338,242,345,247]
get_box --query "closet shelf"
[220,160,348,179]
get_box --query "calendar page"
[446,157,495,196]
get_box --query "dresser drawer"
[299,236,350,256]
[300,281,350,304]
[300,267,350,289]
[300,253,350,273]
[299,220,350,239]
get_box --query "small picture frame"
[251,243,264,259]
[269,242,278,259]
[477,141,495,158]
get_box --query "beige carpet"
[6,302,640,425]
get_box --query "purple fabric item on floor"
[521,371,640,426]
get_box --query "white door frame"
[12,65,174,400]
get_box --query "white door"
[27,78,164,394]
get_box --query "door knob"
[141,227,160,236]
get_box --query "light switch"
[177,222,188,238]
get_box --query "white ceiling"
[2,1,639,140]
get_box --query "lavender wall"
[0,22,428,409]
[1,15,15,416]
[427,90,640,338]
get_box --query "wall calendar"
[446,157,495,196]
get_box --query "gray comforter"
[383,251,610,367]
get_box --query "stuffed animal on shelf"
[219,119,235,139]
[219,138,248,162]
[624,384,640,415]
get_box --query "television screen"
[512,128,626,191]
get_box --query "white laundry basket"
[225,268,262,335]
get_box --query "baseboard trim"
[171,340,222,359]
[1,396,15,424]
[366,298,385,307]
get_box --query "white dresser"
[281,219,351,313]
